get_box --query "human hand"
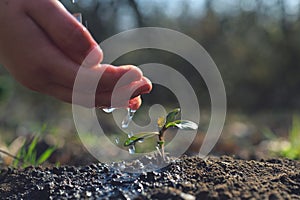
[74,63,151,110]
[0,0,151,109]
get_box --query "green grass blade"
[37,147,56,165]
[291,115,300,146]
[26,135,39,160]
[40,124,48,135]
[31,151,37,166]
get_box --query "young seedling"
[123,108,198,160]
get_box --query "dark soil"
[0,155,300,199]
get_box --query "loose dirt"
[0,155,300,199]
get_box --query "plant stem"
[158,127,166,161]
[0,149,24,164]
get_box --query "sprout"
[124,108,198,160]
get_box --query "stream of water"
[103,107,137,154]
[70,2,137,154]
[102,107,136,129]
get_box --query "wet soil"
[0,155,300,199]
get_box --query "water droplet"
[128,132,133,138]
[121,108,136,128]
[128,145,135,154]
[129,108,137,117]
[115,137,120,144]
[72,13,82,23]
[71,0,78,3]
[138,139,144,143]
[102,107,116,113]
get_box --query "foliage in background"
[12,125,57,168]
[59,0,300,112]
[265,115,300,160]
[0,0,299,135]
[0,0,299,163]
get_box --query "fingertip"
[100,65,144,89]
[129,96,142,110]
[119,65,143,79]
[136,77,153,95]
[82,45,103,68]
[142,77,153,93]
[123,65,143,74]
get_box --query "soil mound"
[0,156,300,199]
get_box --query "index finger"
[26,0,103,66]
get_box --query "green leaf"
[124,136,139,146]
[165,120,198,130]
[27,135,39,159]
[30,151,37,166]
[37,147,56,165]
[124,132,159,146]
[166,108,180,124]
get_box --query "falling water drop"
[115,137,120,144]
[138,139,144,143]
[121,108,136,128]
[128,132,133,138]
[72,13,82,23]
[71,0,78,3]
[102,107,116,113]
[128,145,136,154]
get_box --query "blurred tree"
[1,0,300,133]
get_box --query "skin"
[0,0,152,110]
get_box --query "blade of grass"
[30,151,37,166]
[37,147,56,165]
[25,135,39,162]
[291,115,300,147]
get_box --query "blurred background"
[1,0,300,166]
